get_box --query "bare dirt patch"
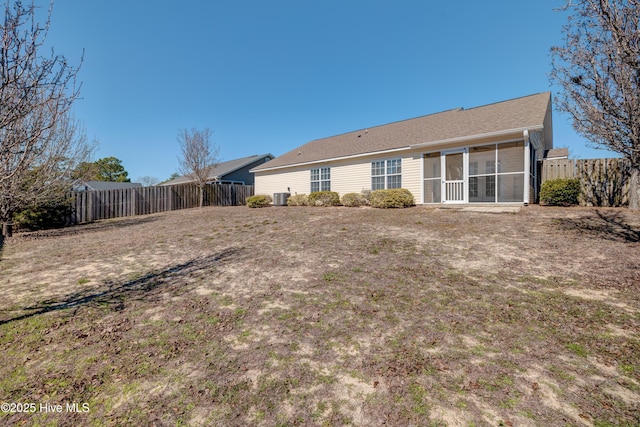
[0,205,638,426]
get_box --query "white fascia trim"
[409,126,544,150]
[252,146,410,173]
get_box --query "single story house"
[251,92,553,205]
[75,181,143,191]
[161,154,274,186]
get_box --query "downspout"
[523,130,530,205]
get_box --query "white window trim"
[310,167,330,192]
[371,158,402,190]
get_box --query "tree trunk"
[629,167,640,210]
[2,222,13,238]
[199,185,204,208]
[1,203,14,237]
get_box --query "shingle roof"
[79,181,143,191]
[544,148,569,159]
[252,92,551,172]
[161,154,273,185]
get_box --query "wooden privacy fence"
[67,183,254,224]
[541,158,631,206]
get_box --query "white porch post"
[523,130,530,205]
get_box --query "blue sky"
[42,0,619,183]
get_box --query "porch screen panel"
[469,146,495,173]
[497,141,524,173]
[498,173,524,202]
[468,145,495,203]
[423,152,441,203]
[469,176,496,202]
[497,141,524,202]
[445,153,463,180]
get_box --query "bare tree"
[550,0,640,209]
[1,1,87,235]
[138,176,160,187]
[177,127,220,208]
[1,112,93,235]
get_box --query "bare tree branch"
[1,1,89,233]
[177,127,220,208]
[138,176,159,187]
[551,0,640,208]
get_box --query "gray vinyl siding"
[222,157,273,185]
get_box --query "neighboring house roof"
[252,92,551,172]
[77,181,143,191]
[544,148,569,159]
[161,154,274,186]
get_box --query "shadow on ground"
[9,215,162,242]
[557,210,640,243]
[0,247,242,325]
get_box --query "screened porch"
[422,140,535,204]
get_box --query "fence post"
[79,192,85,223]
[87,191,93,222]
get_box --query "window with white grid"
[310,167,330,192]
[371,158,402,190]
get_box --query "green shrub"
[341,192,367,207]
[246,194,272,208]
[307,191,340,207]
[286,194,308,206]
[370,188,415,208]
[13,198,71,231]
[540,178,581,206]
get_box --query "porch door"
[443,151,465,203]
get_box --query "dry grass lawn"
[0,205,639,426]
